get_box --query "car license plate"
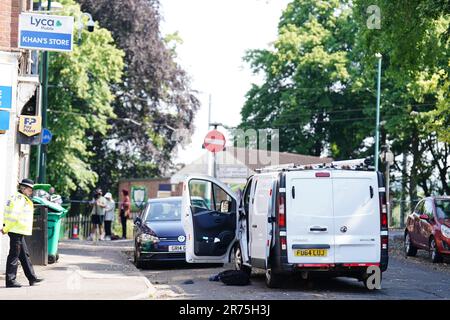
[294,249,327,257]
[168,245,186,252]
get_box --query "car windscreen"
[435,199,450,219]
[145,200,181,222]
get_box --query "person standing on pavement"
[1,179,44,288]
[88,189,107,241]
[103,193,115,241]
[120,189,131,239]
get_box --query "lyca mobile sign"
[18,13,74,52]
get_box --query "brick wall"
[0,0,30,50]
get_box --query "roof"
[170,147,333,184]
[224,147,333,171]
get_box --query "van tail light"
[278,194,285,228]
[379,192,388,230]
[381,236,388,251]
[280,237,287,251]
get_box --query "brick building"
[0,0,39,272]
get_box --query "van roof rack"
[255,158,374,173]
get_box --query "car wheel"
[233,243,251,276]
[430,238,443,263]
[265,268,283,288]
[404,232,417,257]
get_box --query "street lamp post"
[37,0,52,183]
[374,53,382,172]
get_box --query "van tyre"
[404,232,417,257]
[430,238,443,263]
[265,268,283,288]
[232,243,251,276]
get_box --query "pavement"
[0,239,156,300]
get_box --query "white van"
[181,163,389,289]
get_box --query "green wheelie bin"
[32,184,68,264]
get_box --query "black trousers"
[104,221,112,237]
[6,233,37,284]
[120,214,127,239]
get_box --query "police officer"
[1,179,44,288]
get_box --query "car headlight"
[138,233,160,243]
[441,225,450,239]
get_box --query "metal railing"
[60,215,92,239]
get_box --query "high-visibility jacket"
[2,192,34,235]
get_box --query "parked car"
[133,197,186,268]
[405,196,450,263]
[181,159,388,289]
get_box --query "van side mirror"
[220,200,231,213]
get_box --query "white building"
[0,0,38,273]
[171,146,333,188]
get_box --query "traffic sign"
[41,128,52,144]
[18,13,74,52]
[203,129,226,153]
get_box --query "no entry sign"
[203,129,226,153]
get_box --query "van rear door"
[285,170,335,264]
[332,171,380,263]
[249,173,277,268]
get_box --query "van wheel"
[265,268,283,288]
[404,232,417,257]
[233,244,251,276]
[430,238,443,263]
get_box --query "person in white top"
[104,193,115,241]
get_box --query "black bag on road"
[217,270,250,286]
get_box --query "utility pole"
[37,0,51,183]
[374,53,382,171]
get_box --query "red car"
[405,196,450,263]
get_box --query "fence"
[60,215,93,239]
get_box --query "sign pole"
[38,0,51,183]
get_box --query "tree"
[239,0,372,159]
[354,0,450,199]
[31,0,124,195]
[78,0,200,193]
[240,0,449,209]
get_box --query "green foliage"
[35,0,124,195]
[239,0,370,159]
[240,0,449,196]
[78,0,200,196]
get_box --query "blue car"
[133,197,186,268]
